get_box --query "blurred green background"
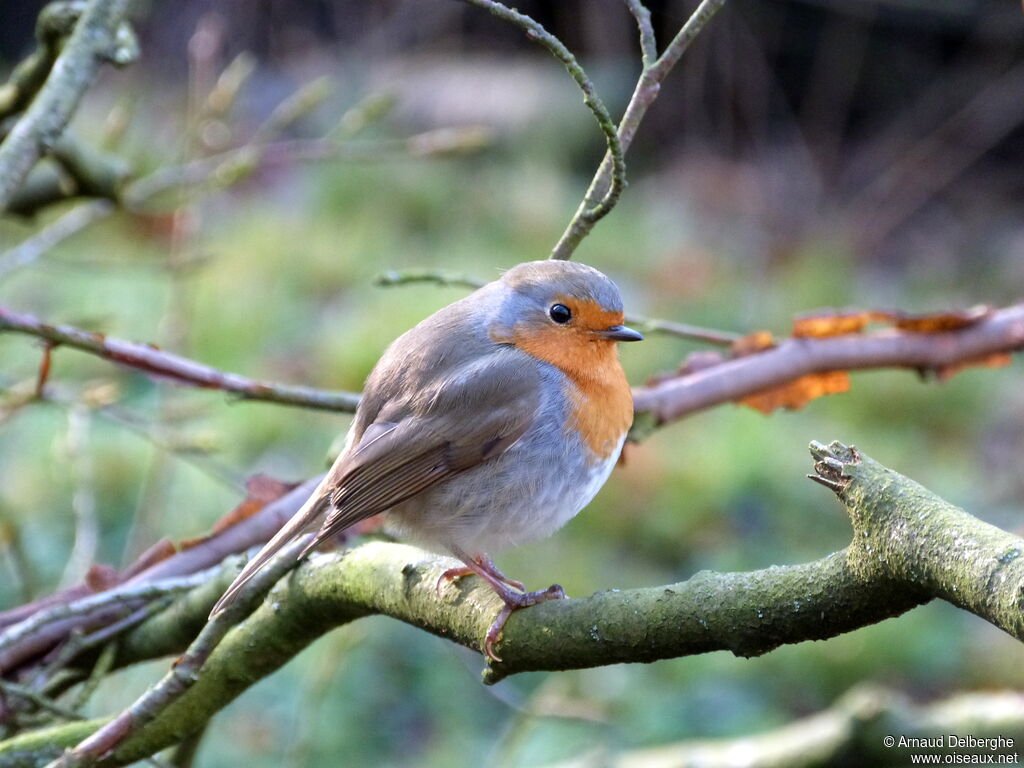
[1,1,1023,765]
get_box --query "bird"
[211,259,643,661]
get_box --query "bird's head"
[489,260,643,376]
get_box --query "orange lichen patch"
[739,370,850,414]
[891,306,991,332]
[180,474,299,549]
[792,306,992,337]
[731,330,775,356]
[935,352,1012,381]
[793,311,887,337]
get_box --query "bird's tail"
[209,477,332,618]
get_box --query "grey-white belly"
[385,422,623,556]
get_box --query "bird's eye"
[549,303,572,324]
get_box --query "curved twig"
[632,304,1024,427]
[0,307,361,413]
[0,0,136,211]
[457,0,625,236]
[550,0,728,259]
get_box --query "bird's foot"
[484,583,565,663]
[436,548,566,661]
[436,553,524,596]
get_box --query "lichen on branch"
[2,442,1020,766]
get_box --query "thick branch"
[633,303,1024,428]
[2,442,1023,765]
[0,308,361,413]
[615,685,1024,767]
[0,2,88,118]
[0,0,136,211]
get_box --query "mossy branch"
[610,685,1024,767]
[0,0,137,212]
[2,441,1021,766]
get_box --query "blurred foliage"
[2,2,1024,765]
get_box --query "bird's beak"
[598,325,644,342]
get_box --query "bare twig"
[52,538,312,767]
[0,477,320,677]
[457,0,626,257]
[59,406,99,589]
[0,307,362,413]
[122,127,491,209]
[0,571,215,668]
[0,0,137,211]
[373,268,741,345]
[550,0,728,259]
[633,303,1024,427]
[0,679,83,723]
[624,0,657,68]
[0,200,114,279]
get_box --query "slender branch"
[0,478,320,676]
[50,539,312,768]
[373,269,741,344]
[0,0,137,211]
[0,572,215,668]
[0,307,361,413]
[0,201,114,278]
[0,680,83,724]
[456,0,626,257]
[633,303,1024,428]
[615,685,1024,767]
[624,0,657,69]
[121,127,491,209]
[550,0,728,259]
[7,301,1021,428]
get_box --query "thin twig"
[0,307,362,413]
[373,268,741,345]
[0,570,215,662]
[624,0,657,68]
[0,678,83,723]
[551,0,728,259]
[60,405,99,588]
[67,642,117,713]
[53,538,311,766]
[36,600,170,695]
[122,127,491,208]
[457,0,626,248]
[0,200,114,279]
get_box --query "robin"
[211,260,643,660]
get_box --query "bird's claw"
[483,583,566,663]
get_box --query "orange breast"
[505,326,634,462]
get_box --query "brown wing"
[300,355,540,554]
[210,352,538,616]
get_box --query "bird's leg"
[440,547,565,662]
[437,553,524,593]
